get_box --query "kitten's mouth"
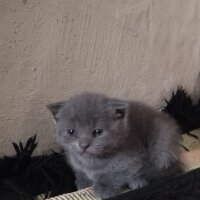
[79,149,99,157]
[81,150,94,156]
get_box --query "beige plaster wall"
[0,0,200,155]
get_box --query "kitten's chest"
[68,152,141,179]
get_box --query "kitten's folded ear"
[107,99,128,119]
[46,101,65,122]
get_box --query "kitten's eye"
[93,129,103,137]
[67,129,75,136]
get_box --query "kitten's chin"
[74,148,95,156]
[81,150,99,157]
[77,149,103,157]
[74,147,111,157]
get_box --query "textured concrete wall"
[0,0,200,155]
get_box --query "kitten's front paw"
[76,179,92,190]
[75,171,92,190]
[129,178,147,190]
[93,184,119,199]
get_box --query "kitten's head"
[47,93,129,157]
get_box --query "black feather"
[0,135,76,199]
[162,87,200,133]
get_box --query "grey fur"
[47,92,182,199]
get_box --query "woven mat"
[37,129,200,200]
[181,129,200,151]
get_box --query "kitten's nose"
[79,142,90,151]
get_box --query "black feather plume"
[162,87,200,133]
[0,135,76,199]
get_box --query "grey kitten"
[47,92,182,199]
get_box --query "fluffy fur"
[48,93,182,199]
